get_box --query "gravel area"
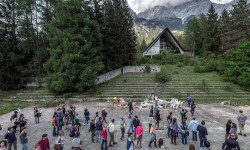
[0,102,249,150]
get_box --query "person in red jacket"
[136,123,144,148]
[101,124,108,150]
[37,134,50,150]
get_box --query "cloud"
[128,0,234,13]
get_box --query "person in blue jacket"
[127,133,134,150]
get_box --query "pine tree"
[0,0,22,90]
[227,0,250,48]
[44,0,103,93]
[219,9,231,51]
[203,4,221,54]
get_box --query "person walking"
[128,101,133,114]
[54,131,65,150]
[186,95,192,107]
[237,110,247,136]
[4,127,17,150]
[166,112,173,138]
[101,124,108,150]
[180,120,188,145]
[19,127,28,150]
[197,120,208,148]
[188,117,198,141]
[133,116,140,140]
[109,119,117,147]
[72,133,83,150]
[37,134,50,150]
[170,118,178,145]
[190,101,196,116]
[102,109,107,123]
[222,133,240,150]
[148,124,158,148]
[89,119,96,143]
[96,117,103,143]
[120,117,126,140]
[84,109,90,126]
[127,133,134,150]
[51,115,58,137]
[225,120,232,140]
[148,113,154,133]
[136,123,144,148]
[155,110,161,129]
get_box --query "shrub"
[63,93,73,100]
[42,100,58,108]
[176,62,184,67]
[155,69,171,83]
[200,78,209,91]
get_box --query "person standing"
[148,114,154,133]
[190,101,196,116]
[225,120,232,140]
[120,117,126,140]
[72,133,83,150]
[0,140,8,150]
[19,127,28,150]
[166,112,173,138]
[186,95,192,107]
[54,131,65,150]
[34,107,41,124]
[109,119,117,147]
[4,127,17,150]
[170,118,178,145]
[127,114,134,134]
[188,117,198,141]
[222,133,240,150]
[96,117,103,143]
[197,120,208,148]
[155,110,161,129]
[52,115,58,137]
[133,116,140,140]
[101,124,108,150]
[89,119,96,143]
[180,120,188,145]
[84,109,90,126]
[180,109,188,120]
[127,133,134,150]
[136,123,143,148]
[237,110,247,136]
[102,109,107,123]
[37,134,50,150]
[128,101,133,114]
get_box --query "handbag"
[54,144,62,150]
[147,133,152,137]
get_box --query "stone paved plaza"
[0,102,249,150]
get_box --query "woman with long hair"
[54,131,65,150]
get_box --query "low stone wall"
[95,66,161,84]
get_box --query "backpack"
[72,138,81,147]
[69,127,75,137]
[191,104,196,109]
[238,114,246,125]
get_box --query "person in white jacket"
[188,117,199,141]
[109,119,117,147]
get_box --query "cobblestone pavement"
[0,102,249,150]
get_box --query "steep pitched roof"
[143,27,185,56]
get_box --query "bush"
[63,93,73,100]
[155,69,172,83]
[200,78,209,91]
[42,100,58,108]
[144,65,151,73]
[176,62,184,67]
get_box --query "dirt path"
[0,102,249,150]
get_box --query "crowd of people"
[0,95,248,150]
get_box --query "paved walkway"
[0,102,249,150]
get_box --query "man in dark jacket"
[155,110,161,129]
[127,133,134,150]
[96,117,103,143]
[133,116,140,140]
[197,120,208,148]
[4,127,17,150]
[222,133,240,150]
[101,108,107,123]
[89,119,96,143]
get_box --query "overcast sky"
[128,0,234,13]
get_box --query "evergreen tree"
[203,4,221,54]
[44,0,103,93]
[219,9,231,51]
[0,0,22,90]
[227,0,250,48]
